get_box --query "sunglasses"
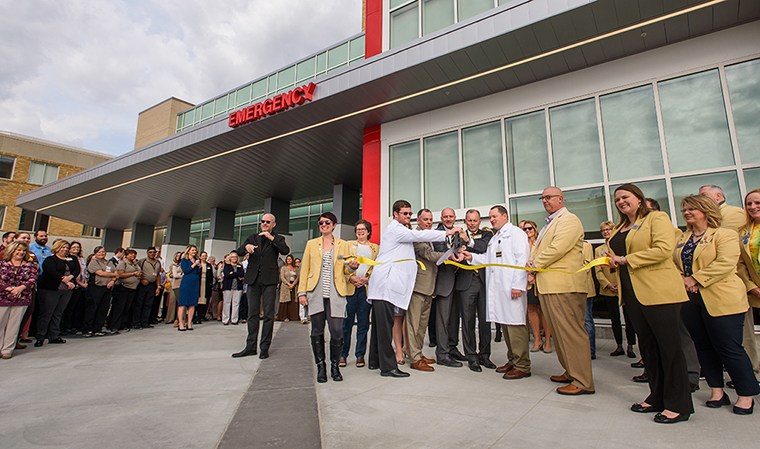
[521,226,534,231]
[398,211,413,216]
[318,220,333,226]
[261,220,271,224]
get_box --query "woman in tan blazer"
[276,254,299,322]
[297,212,358,383]
[607,183,692,424]
[595,221,637,358]
[674,195,758,414]
[340,219,380,368]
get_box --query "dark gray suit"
[455,227,494,360]
[433,223,460,359]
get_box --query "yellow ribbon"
[443,256,611,275]
[343,256,426,271]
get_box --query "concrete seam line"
[489,388,555,448]
[38,0,727,212]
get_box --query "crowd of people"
[1,183,758,424]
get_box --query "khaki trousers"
[500,323,531,373]
[0,306,27,355]
[406,292,433,363]
[743,308,759,379]
[539,292,595,391]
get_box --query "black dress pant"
[83,285,111,333]
[682,292,760,397]
[625,294,693,415]
[134,283,156,328]
[459,277,490,357]
[369,299,397,373]
[427,299,437,346]
[35,289,73,341]
[61,288,86,332]
[245,280,277,352]
[601,295,636,346]
[109,286,136,331]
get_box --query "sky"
[0,0,363,156]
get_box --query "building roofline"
[0,130,113,160]
[137,97,195,115]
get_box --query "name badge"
[676,243,685,248]
[630,225,640,230]
[495,246,502,258]
[106,267,112,272]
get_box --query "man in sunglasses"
[367,200,464,377]
[232,213,290,359]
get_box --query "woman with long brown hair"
[277,254,300,322]
[520,220,551,353]
[177,245,201,331]
[0,242,39,358]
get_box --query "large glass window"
[424,131,460,211]
[506,111,551,194]
[725,59,760,164]
[549,99,604,188]
[18,209,49,232]
[600,85,664,181]
[391,2,419,49]
[509,195,545,231]
[389,140,422,211]
[671,171,741,226]
[0,155,15,179]
[422,0,455,36]
[610,179,670,218]
[462,121,504,207]
[289,217,309,260]
[236,85,251,106]
[277,66,295,89]
[459,0,494,21]
[327,43,348,70]
[200,102,213,122]
[296,58,315,83]
[27,161,58,185]
[659,70,734,173]
[563,187,608,233]
[251,79,267,101]
[745,168,760,192]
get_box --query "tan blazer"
[279,265,298,303]
[531,208,587,295]
[737,225,760,308]
[346,240,380,279]
[673,227,748,316]
[607,211,688,306]
[594,244,616,297]
[413,238,446,296]
[297,236,354,297]
[720,203,746,232]
[583,242,596,298]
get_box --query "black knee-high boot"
[330,338,343,381]
[311,335,327,383]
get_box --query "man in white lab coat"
[463,205,531,379]
[367,199,463,377]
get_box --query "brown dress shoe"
[496,362,514,373]
[556,384,595,395]
[503,368,531,379]
[15,343,27,350]
[421,355,436,365]
[410,360,435,372]
[550,374,572,383]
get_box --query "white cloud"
[0,0,362,155]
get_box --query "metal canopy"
[16,0,759,229]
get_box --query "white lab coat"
[366,220,446,310]
[470,222,529,325]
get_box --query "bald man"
[233,213,290,359]
[528,187,594,395]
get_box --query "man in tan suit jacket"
[528,187,594,395]
[699,185,746,231]
[408,209,446,372]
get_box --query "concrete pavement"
[1,320,758,448]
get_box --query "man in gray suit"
[408,209,447,372]
[433,208,467,367]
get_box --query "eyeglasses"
[521,226,534,231]
[601,228,613,233]
[318,220,333,226]
[539,195,560,201]
[680,207,698,213]
[261,220,271,224]
[355,228,367,232]
[398,211,413,216]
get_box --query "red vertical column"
[362,125,382,244]
[365,0,382,58]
